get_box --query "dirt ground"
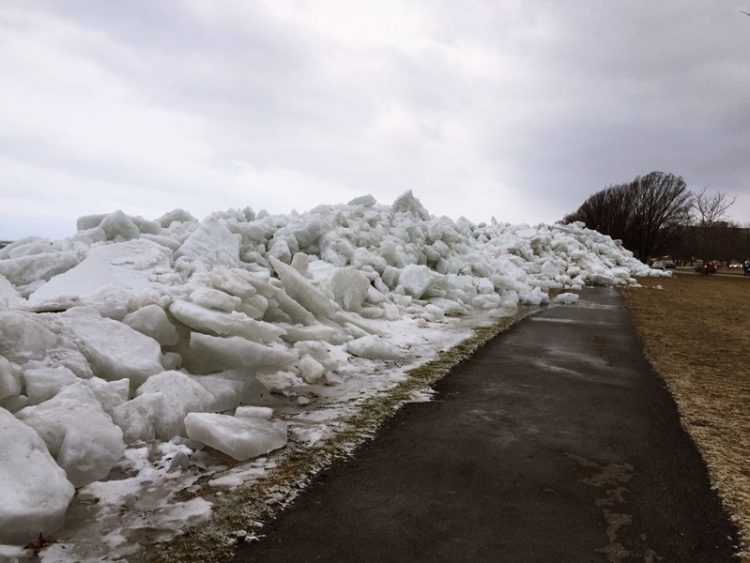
[622,274,750,559]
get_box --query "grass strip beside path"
[621,275,750,558]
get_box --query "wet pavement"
[233,287,739,562]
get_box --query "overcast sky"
[1,0,749,240]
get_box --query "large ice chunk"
[59,312,163,387]
[23,366,79,404]
[268,239,292,264]
[281,324,344,344]
[391,190,430,220]
[0,356,21,401]
[0,408,75,544]
[0,274,24,308]
[348,194,377,207]
[398,264,434,299]
[269,256,339,320]
[189,287,242,312]
[98,210,142,240]
[35,347,95,380]
[0,251,80,288]
[256,370,306,393]
[190,332,297,371]
[17,384,126,487]
[244,274,317,325]
[111,392,164,444]
[140,233,182,251]
[290,252,310,275]
[298,355,325,384]
[329,267,370,311]
[77,210,159,240]
[346,335,404,361]
[170,300,284,343]
[0,310,61,363]
[552,292,580,305]
[192,374,243,413]
[235,405,274,420]
[122,304,179,346]
[3,238,52,259]
[86,377,130,415]
[29,239,171,307]
[184,412,288,461]
[135,371,213,439]
[175,218,241,273]
[157,208,198,228]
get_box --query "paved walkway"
[234,288,738,562]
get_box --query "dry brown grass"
[622,275,750,558]
[675,266,749,277]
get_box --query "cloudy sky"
[1,0,749,240]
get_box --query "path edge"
[149,309,536,563]
[619,287,745,561]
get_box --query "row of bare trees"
[562,171,742,262]
[688,189,738,262]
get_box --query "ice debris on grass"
[346,335,404,361]
[185,412,288,461]
[0,191,668,550]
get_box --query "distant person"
[743,259,750,277]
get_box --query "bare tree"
[630,172,693,260]
[693,188,736,226]
[563,171,693,260]
[691,188,736,263]
[563,183,632,236]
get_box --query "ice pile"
[0,191,665,544]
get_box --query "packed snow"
[0,191,666,558]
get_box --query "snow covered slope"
[0,191,666,553]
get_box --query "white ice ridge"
[0,191,669,546]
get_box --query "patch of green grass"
[148,311,531,563]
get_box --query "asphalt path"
[233,287,738,562]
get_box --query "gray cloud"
[1,0,749,240]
